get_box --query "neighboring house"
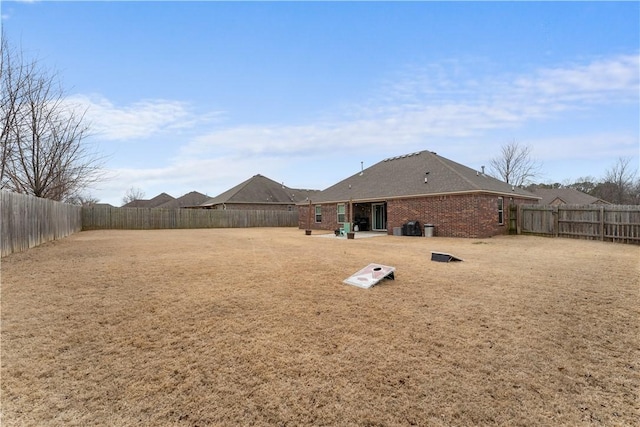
[529,188,610,206]
[157,191,210,209]
[121,192,176,208]
[198,174,320,211]
[298,150,540,238]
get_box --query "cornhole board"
[344,263,395,289]
[431,251,463,262]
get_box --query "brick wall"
[300,194,535,238]
[387,194,533,238]
[298,203,351,232]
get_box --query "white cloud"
[530,132,640,161]
[178,53,638,161]
[67,95,224,141]
[514,54,639,102]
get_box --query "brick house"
[529,188,610,206]
[298,150,539,238]
[122,192,176,208]
[198,174,319,211]
[158,191,210,209]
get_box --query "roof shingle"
[157,191,210,208]
[200,174,319,207]
[304,150,538,203]
[122,192,175,208]
[529,188,609,205]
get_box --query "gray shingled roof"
[122,192,175,208]
[303,150,539,204]
[200,174,319,207]
[529,188,609,205]
[157,191,210,208]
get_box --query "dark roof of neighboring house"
[157,191,210,209]
[529,188,610,205]
[200,174,320,207]
[122,192,175,208]
[303,150,539,204]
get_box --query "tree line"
[527,157,640,205]
[489,141,639,205]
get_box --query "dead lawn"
[1,228,639,426]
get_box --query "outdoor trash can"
[424,224,434,237]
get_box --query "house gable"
[157,191,210,209]
[530,188,610,205]
[200,174,319,209]
[304,150,539,204]
[122,192,175,208]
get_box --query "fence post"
[599,206,605,241]
[552,206,559,237]
[508,205,518,235]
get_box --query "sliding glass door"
[372,203,387,231]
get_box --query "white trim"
[337,203,346,224]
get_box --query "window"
[337,204,346,223]
[315,205,322,223]
[497,197,504,225]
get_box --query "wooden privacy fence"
[82,205,299,230]
[1,190,82,257]
[517,204,640,244]
[2,193,299,256]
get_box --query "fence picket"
[5,190,638,257]
[79,206,299,231]
[1,191,82,257]
[519,204,639,244]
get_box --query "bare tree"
[67,193,100,206]
[565,176,598,195]
[630,179,640,205]
[0,32,33,186]
[1,35,102,201]
[488,140,542,187]
[594,156,638,204]
[122,187,146,206]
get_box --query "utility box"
[424,224,434,237]
[393,227,402,236]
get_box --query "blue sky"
[2,1,638,206]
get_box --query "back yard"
[1,228,638,426]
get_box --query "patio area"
[312,231,389,239]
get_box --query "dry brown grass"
[1,228,638,426]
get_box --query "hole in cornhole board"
[343,263,396,289]
[431,251,463,262]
